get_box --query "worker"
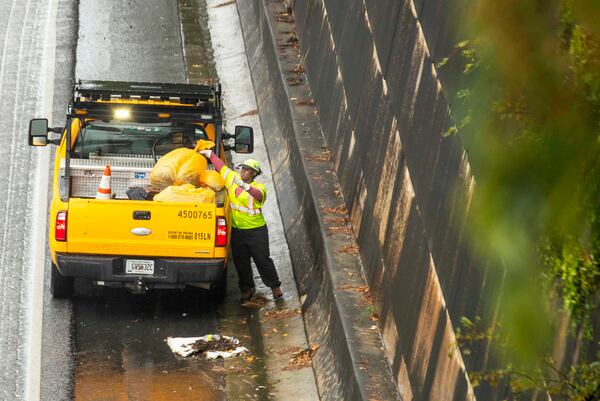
[198,149,283,302]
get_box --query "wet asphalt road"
[0,0,60,399]
[72,289,224,401]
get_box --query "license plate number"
[125,259,154,275]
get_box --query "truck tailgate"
[67,199,218,258]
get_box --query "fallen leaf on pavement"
[263,308,301,320]
[322,205,348,215]
[337,244,359,255]
[283,344,321,370]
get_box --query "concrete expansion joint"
[236,0,402,400]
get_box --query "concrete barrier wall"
[237,1,401,400]
[235,0,509,398]
[290,0,495,399]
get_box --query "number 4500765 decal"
[177,210,214,219]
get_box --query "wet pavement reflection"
[73,289,225,401]
[71,260,311,401]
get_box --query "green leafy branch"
[541,235,600,337]
[454,317,600,400]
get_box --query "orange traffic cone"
[96,164,112,199]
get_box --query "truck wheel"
[51,263,74,299]
[212,274,227,303]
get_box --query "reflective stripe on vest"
[222,167,234,183]
[231,203,263,215]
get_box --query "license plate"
[125,259,154,275]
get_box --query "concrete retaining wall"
[290,0,491,399]
[236,0,504,399]
[237,1,401,400]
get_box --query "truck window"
[71,121,208,158]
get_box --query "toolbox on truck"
[28,80,254,300]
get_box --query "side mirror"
[29,118,49,146]
[234,125,254,153]
[28,118,63,146]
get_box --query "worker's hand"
[198,149,212,158]
[233,177,251,191]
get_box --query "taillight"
[55,210,67,241]
[215,216,227,247]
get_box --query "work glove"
[198,149,212,158]
[233,177,251,191]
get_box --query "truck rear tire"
[51,263,74,299]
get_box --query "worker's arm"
[201,150,264,202]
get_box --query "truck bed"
[66,154,154,199]
[65,154,223,202]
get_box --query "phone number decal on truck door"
[168,231,212,240]
[177,210,213,219]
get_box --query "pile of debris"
[167,335,248,359]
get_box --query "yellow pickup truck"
[29,80,254,300]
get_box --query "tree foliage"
[443,0,600,398]
[453,317,600,399]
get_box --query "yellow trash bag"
[149,140,215,190]
[194,139,215,152]
[154,184,216,203]
[200,170,225,191]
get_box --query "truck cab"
[29,80,253,300]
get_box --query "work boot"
[271,287,283,300]
[240,287,256,302]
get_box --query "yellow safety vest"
[220,166,267,229]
